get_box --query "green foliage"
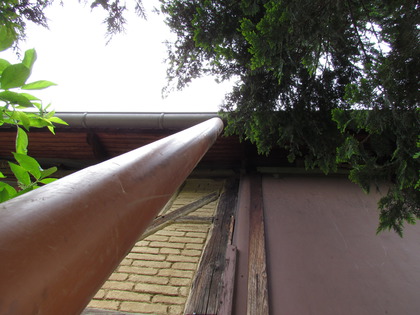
[0,25,66,203]
[161,0,420,235]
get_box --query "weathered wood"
[228,216,235,245]
[140,192,219,240]
[247,175,270,315]
[184,178,239,314]
[218,244,237,315]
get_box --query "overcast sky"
[3,0,233,113]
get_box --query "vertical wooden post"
[247,174,270,314]
[184,179,239,315]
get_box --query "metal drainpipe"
[0,117,224,314]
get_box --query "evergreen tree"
[160,0,419,235]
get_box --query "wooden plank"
[140,192,219,240]
[184,178,239,315]
[247,175,269,315]
[218,244,237,315]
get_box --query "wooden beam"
[184,178,239,315]
[247,175,269,315]
[218,244,237,315]
[140,192,219,240]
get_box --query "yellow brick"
[166,255,199,263]
[132,260,171,269]
[128,274,169,285]
[134,283,179,296]
[159,248,181,255]
[169,236,204,244]
[144,234,170,242]
[106,290,151,302]
[181,249,202,257]
[173,225,210,232]
[102,280,134,291]
[179,286,190,296]
[88,299,119,310]
[172,262,197,271]
[120,258,133,266]
[149,241,185,249]
[185,243,204,250]
[152,294,186,305]
[127,253,167,261]
[156,230,185,237]
[118,265,158,275]
[120,301,167,314]
[169,277,191,286]
[108,273,128,281]
[158,269,194,278]
[168,305,185,314]
[188,211,213,217]
[131,246,160,254]
[92,289,106,299]
[136,240,150,246]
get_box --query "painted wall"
[263,175,420,315]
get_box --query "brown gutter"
[0,117,224,314]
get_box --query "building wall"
[87,178,224,314]
[262,175,420,315]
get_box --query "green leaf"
[8,162,31,186]
[13,153,42,180]
[0,182,17,202]
[39,178,57,184]
[32,102,42,111]
[0,64,31,89]
[40,166,57,179]
[20,93,40,101]
[0,58,11,74]
[24,117,52,128]
[16,127,28,154]
[22,49,37,70]
[0,91,33,107]
[17,111,31,130]
[48,116,68,125]
[0,171,6,178]
[0,27,16,51]
[22,80,57,90]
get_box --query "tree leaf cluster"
[160,0,419,235]
[0,26,66,202]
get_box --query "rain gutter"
[56,112,221,130]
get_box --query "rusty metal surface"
[0,118,223,315]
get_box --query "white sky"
[2,0,233,112]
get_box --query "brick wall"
[87,178,224,314]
